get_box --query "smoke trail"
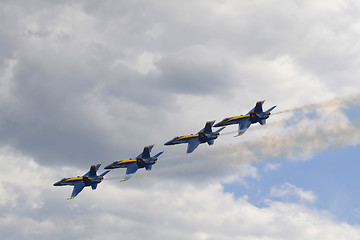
[273,92,360,115]
[107,93,360,182]
[164,94,360,174]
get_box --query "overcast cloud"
[1,0,360,239]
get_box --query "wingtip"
[67,197,75,200]
[120,178,129,182]
[234,133,244,137]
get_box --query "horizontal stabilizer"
[259,119,266,125]
[91,183,98,190]
[207,139,214,145]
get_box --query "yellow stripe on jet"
[225,115,250,122]
[176,134,198,140]
[116,159,137,164]
[64,177,83,182]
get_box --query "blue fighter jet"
[214,100,276,136]
[53,163,110,200]
[164,120,225,153]
[104,144,164,181]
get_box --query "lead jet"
[213,100,276,137]
[104,144,164,181]
[53,163,110,200]
[164,120,225,153]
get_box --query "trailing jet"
[213,100,276,137]
[164,120,225,153]
[53,163,110,200]
[104,144,164,181]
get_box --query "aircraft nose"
[213,122,222,127]
[53,181,62,186]
[104,164,113,169]
[164,140,174,145]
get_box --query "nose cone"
[53,181,62,186]
[213,122,223,127]
[164,140,174,145]
[104,163,113,169]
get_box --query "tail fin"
[100,170,111,177]
[214,127,225,134]
[202,120,215,134]
[153,151,164,158]
[84,163,102,177]
[139,144,154,159]
[254,100,265,113]
[265,105,277,113]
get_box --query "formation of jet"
[53,163,110,200]
[104,144,164,181]
[165,120,225,153]
[54,100,276,199]
[214,100,276,137]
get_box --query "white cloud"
[1,1,360,239]
[269,182,317,203]
[0,148,359,240]
[264,163,281,172]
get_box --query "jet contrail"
[107,93,360,182]
[166,93,360,172]
[273,92,360,115]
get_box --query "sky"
[1,0,360,239]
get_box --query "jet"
[104,144,164,181]
[213,100,276,137]
[164,120,225,153]
[53,163,110,200]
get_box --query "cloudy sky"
[1,0,360,239]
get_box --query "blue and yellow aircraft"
[53,163,110,200]
[164,120,225,153]
[213,100,277,136]
[104,145,164,181]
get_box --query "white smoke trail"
[107,93,360,182]
[273,92,360,115]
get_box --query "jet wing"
[187,138,201,154]
[68,182,86,200]
[236,117,252,137]
[126,163,139,175]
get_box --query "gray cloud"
[1,1,360,239]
